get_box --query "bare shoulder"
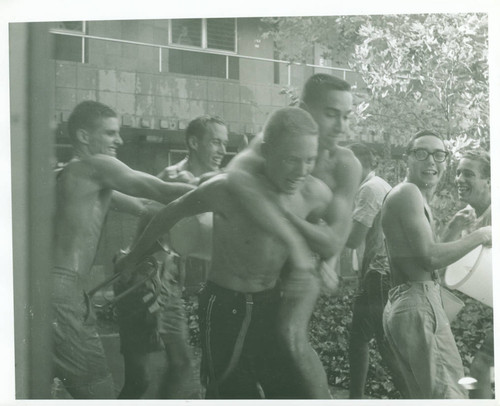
[195,172,229,197]
[334,145,361,174]
[331,146,362,194]
[302,175,332,203]
[81,154,126,171]
[386,182,423,209]
[334,145,358,164]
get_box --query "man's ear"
[75,128,89,145]
[187,135,198,151]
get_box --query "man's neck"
[73,148,91,160]
[186,157,210,178]
[472,200,490,218]
[407,179,436,204]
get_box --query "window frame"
[168,18,238,54]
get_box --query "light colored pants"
[383,281,467,399]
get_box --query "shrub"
[182,282,494,400]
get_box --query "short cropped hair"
[67,101,117,144]
[405,130,446,155]
[185,115,226,149]
[348,142,378,170]
[301,73,351,107]
[263,107,318,147]
[461,149,490,179]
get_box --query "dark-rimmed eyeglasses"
[409,149,448,163]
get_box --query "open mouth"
[422,169,437,176]
[457,185,470,197]
[285,178,304,190]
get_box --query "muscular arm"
[295,149,362,257]
[117,176,222,269]
[389,184,490,270]
[324,150,362,255]
[110,191,164,217]
[90,154,195,205]
[283,182,336,259]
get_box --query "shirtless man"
[115,107,336,398]
[52,101,193,399]
[381,131,492,399]
[116,115,227,399]
[225,73,362,398]
[441,150,492,399]
[344,143,405,398]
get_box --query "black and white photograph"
[2,0,499,404]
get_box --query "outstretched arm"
[115,176,221,277]
[110,191,164,217]
[391,184,491,270]
[91,154,195,205]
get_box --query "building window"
[168,18,238,79]
[206,18,236,52]
[167,50,239,80]
[52,21,87,63]
[169,18,237,53]
[171,19,202,47]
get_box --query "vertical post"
[10,22,55,399]
[287,64,291,86]
[81,21,86,64]
[226,55,229,80]
[159,47,162,73]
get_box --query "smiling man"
[52,101,193,399]
[441,149,492,399]
[115,107,336,398]
[116,115,228,399]
[381,131,491,399]
[158,115,228,184]
[224,73,362,398]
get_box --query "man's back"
[382,182,435,284]
[358,174,391,274]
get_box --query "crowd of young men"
[51,73,493,400]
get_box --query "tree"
[351,13,488,147]
[262,14,489,149]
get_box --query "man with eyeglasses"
[381,130,491,399]
[116,115,228,399]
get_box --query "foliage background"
[184,284,493,399]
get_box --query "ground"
[52,307,357,399]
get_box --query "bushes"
[309,282,400,399]
[184,282,494,399]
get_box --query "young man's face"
[87,116,122,157]
[307,89,352,151]
[191,123,228,172]
[456,158,490,209]
[264,134,318,194]
[406,135,447,188]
